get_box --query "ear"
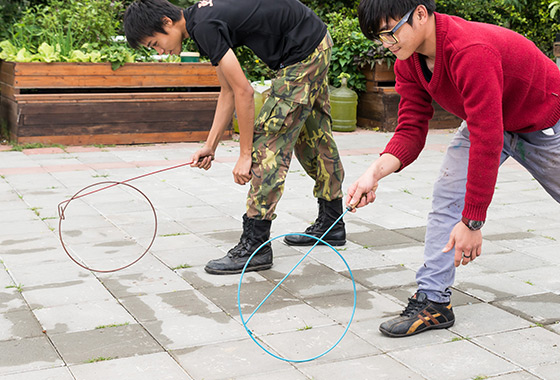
[161,16,173,26]
[415,5,430,25]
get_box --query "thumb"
[442,235,454,253]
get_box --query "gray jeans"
[417,120,560,303]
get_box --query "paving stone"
[178,265,266,289]
[449,302,532,337]
[306,290,400,323]
[0,287,27,313]
[22,278,113,309]
[50,324,162,364]
[99,267,193,298]
[347,229,420,249]
[0,367,74,380]
[68,352,191,380]
[144,312,247,350]
[301,354,426,380]
[530,362,560,380]
[350,265,417,290]
[350,316,457,354]
[0,336,63,376]
[257,256,363,298]
[487,371,542,380]
[0,309,43,341]
[34,299,136,334]
[120,289,221,322]
[173,339,292,380]
[454,272,547,302]
[508,266,560,293]
[391,339,519,380]
[493,293,560,325]
[473,327,560,367]
[306,244,393,272]
[260,324,381,365]
[233,368,309,380]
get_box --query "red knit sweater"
[382,12,560,221]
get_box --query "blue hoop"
[237,232,357,363]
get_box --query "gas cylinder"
[330,76,358,132]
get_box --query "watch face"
[469,220,484,230]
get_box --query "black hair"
[358,0,436,40]
[124,0,183,49]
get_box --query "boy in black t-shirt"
[124,0,346,274]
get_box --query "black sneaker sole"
[283,239,346,247]
[379,319,455,338]
[204,263,273,275]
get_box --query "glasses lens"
[378,33,397,44]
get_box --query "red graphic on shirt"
[198,0,213,7]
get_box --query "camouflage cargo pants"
[246,33,345,220]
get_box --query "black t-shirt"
[184,0,327,70]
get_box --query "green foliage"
[436,0,560,58]
[0,0,184,68]
[326,12,394,92]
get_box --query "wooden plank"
[14,130,232,145]
[7,61,220,89]
[14,75,220,89]
[0,96,19,138]
[21,109,216,128]
[14,91,219,104]
[0,83,18,100]
[16,97,218,115]
[357,86,461,131]
[11,62,214,76]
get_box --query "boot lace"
[401,296,428,317]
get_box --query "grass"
[5,284,24,292]
[87,356,115,363]
[171,264,192,270]
[160,232,189,237]
[297,325,313,331]
[30,207,41,217]
[95,322,129,329]
[10,143,67,152]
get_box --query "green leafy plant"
[0,0,181,68]
[327,12,394,92]
[436,0,560,58]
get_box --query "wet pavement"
[1,128,559,379]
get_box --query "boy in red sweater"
[348,0,560,337]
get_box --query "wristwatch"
[462,216,484,231]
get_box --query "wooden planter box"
[362,62,396,91]
[0,61,227,145]
[358,86,461,132]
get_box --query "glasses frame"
[376,8,415,45]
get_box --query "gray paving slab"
[391,339,520,380]
[172,339,293,380]
[473,327,560,368]
[0,309,44,341]
[1,129,559,379]
[68,352,193,380]
[49,324,163,365]
[0,336,64,376]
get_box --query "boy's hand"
[190,147,215,170]
[443,222,482,267]
[233,154,252,185]
[345,172,379,212]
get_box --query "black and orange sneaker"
[379,291,455,337]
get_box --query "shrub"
[436,0,560,58]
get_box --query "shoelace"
[400,296,428,317]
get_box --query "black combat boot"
[204,214,273,275]
[283,198,346,246]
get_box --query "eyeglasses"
[375,8,415,45]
